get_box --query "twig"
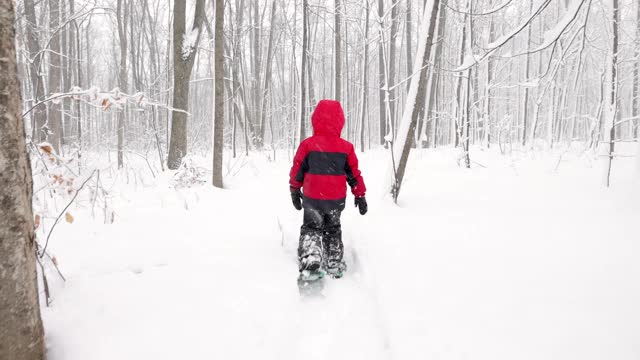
[91,170,100,218]
[36,242,67,282]
[35,249,51,307]
[276,216,285,248]
[124,150,156,178]
[389,139,399,203]
[41,169,97,257]
[472,161,487,168]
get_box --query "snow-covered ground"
[40,146,640,360]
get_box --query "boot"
[298,233,323,272]
[325,259,347,279]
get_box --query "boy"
[289,100,368,279]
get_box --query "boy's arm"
[345,144,366,197]
[289,141,309,189]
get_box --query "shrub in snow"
[172,157,207,188]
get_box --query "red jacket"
[289,100,366,211]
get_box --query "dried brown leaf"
[40,144,53,154]
[65,212,74,224]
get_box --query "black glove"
[354,196,368,215]
[290,187,302,210]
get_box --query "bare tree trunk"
[604,0,620,187]
[229,0,246,158]
[388,0,399,134]
[463,6,472,169]
[335,0,342,102]
[0,2,46,358]
[420,1,446,148]
[60,0,70,150]
[405,0,412,93]
[116,0,128,169]
[167,0,206,169]
[633,0,640,139]
[70,0,84,170]
[359,0,371,153]
[24,0,47,143]
[521,1,533,147]
[483,7,495,147]
[251,0,262,147]
[259,0,277,146]
[299,0,309,141]
[49,0,63,152]
[454,4,467,148]
[391,0,440,201]
[212,0,225,188]
[306,34,316,108]
[378,0,386,145]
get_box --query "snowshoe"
[297,269,326,297]
[325,259,347,279]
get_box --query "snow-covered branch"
[22,87,190,119]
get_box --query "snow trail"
[285,264,391,360]
[42,154,393,360]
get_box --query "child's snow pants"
[298,208,343,271]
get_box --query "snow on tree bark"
[417,0,445,148]
[116,0,128,169]
[0,2,46,358]
[259,0,278,149]
[387,0,399,135]
[334,0,342,103]
[299,0,309,142]
[390,0,440,202]
[48,0,63,153]
[521,0,533,147]
[23,0,46,143]
[167,0,206,170]
[602,0,619,187]
[359,0,371,153]
[377,0,386,145]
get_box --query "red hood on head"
[311,100,345,136]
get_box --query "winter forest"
[1,0,640,358]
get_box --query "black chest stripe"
[299,151,348,177]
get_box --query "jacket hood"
[311,100,345,136]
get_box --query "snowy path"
[41,149,640,360]
[283,261,391,360]
[42,158,391,360]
